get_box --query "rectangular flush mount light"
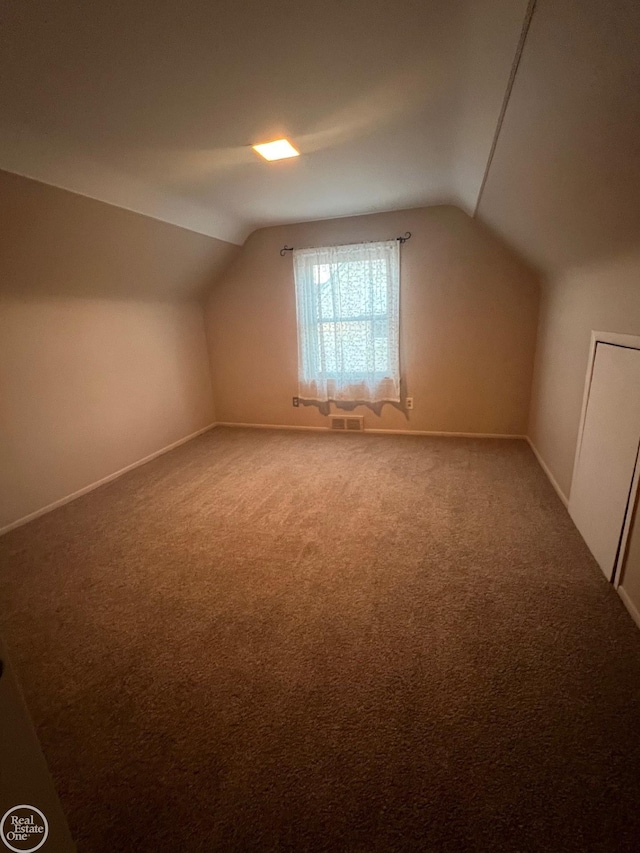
[252,138,300,161]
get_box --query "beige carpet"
[1,427,640,852]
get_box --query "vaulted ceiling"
[476,0,640,274]
[1,0,529,244]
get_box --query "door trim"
[570,330,640,585]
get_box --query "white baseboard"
[365,428,524,439]
[617,585,640,630]
[217,421,525,440]
[217,422,328,433]
[525,436,569,507]
[0,423,217,537]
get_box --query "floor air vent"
[330,415,364,432]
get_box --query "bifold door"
[569,339,640,582]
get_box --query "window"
[293,240,400,403]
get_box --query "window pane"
[339,320,372,373]
[314,259,389,321]
[374,337,388,371]
[318,323,337,373]
[318,320,389,374]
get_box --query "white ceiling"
[1,0,529,245]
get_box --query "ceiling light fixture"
[252,138,300,161]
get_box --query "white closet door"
[569,342,640,581]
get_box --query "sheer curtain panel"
[293,240,400,404]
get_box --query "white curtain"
[293,240,400,403]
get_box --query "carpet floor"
[1,428,640,852]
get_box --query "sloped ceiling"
[477,0,640,273]
[1,0,529,244]
[0,168,239,298]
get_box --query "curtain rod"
[279,232,411,257]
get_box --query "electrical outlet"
[292,396,300,407]
[406,397,414,410]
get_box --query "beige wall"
[528,252,640,499]
[0,298,215,530]
[0,171,236,531]
[205,206,539,434]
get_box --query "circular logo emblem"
[0,806,48,852]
